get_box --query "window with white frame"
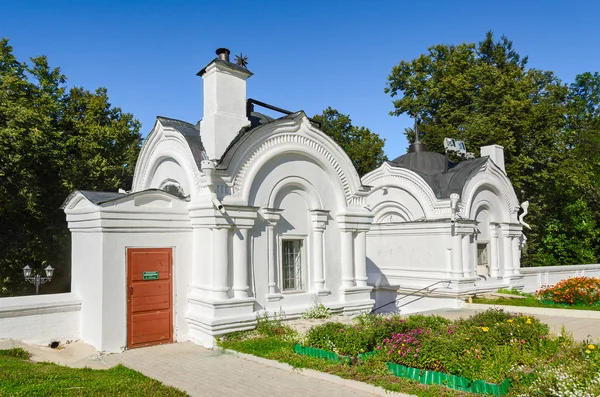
[281,239,304,292]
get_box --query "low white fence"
[0,293,81,345]
[520,264,600,292]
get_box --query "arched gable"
[461,159,519,223]
[268,176,323,210]
[132,119,204,198]
[221,113,367,209]
[362,162,447,219]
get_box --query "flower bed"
[537,276,600,305]
[218,309,600,396]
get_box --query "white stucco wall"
[520,264,600,292]
[247,153,348,314]
[0,293,81,345]
[65,190,192,352]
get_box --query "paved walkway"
[425,308,600,342]
[100,342,383,397]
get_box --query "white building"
[363,138,526,312]
[61,49,374,352]
[56,48,529,352]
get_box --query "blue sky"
[3,0,599,159]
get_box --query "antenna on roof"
[443,137,474,160]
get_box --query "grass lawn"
[472,296,600,311]
[0,348,187,397]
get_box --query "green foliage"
[0,351,186,396]
[385,31,600,267]
[255,311,296,339]
[313,107,386,176]
[222,309,600,396]
[0,38,142,296]
[472,295,600,311]
[536,276,600,305]
[301,297,332,319]
[496,288,530,296]
[1,347,30,359]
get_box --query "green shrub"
[301,300,331,319]
[536,276,600,306]
[403,314,450,332]
[255,311,296,339]
[305,321,380,356]
[2,347,30,359]
[305,322,347,352]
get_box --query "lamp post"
[23,264,54,295]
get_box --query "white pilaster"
[211,226,230,300]
[310,210,329,294]
[232,227,250,298]
[462,234,472,278]
[340,230,355,288]
[261,208,284,301]
[451,233,463,278]
[501,225,514,279]
[354,231,368,287]
[489,225,500,278]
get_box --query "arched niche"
[148,158,191,198]
[247,153,340,211]
[470,190,504,278]
[368,186,426,223]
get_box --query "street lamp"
[22,264,54,295]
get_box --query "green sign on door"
[143,271,159,280]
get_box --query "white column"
[462,234,472,278]
[313,227,325,290]
[232,227,250,298]
[261,208,283,297]
[452,233,463,278]
[501,227,513,279]
[512,236,521,275]
[471,235,478,277]
[340,230,355,288]
[310,210,328,292]
[212,226,230,300]
[266,223,278,295]
[354,231,368,287]
[489,227,500,278]
[191,227,208,291]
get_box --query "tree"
[313,107,386,176]
[0,38,142,296]
[385,31,600,267]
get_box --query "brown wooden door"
[127,248,173,349]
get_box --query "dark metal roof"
[61,188,186,209]
[218,111,305,170]
[78,191,125,205]
[60,190,125,208]
[157,116,205,167]
[388,151,489,199]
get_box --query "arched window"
[159,180,188,200]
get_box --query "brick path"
[100,342,410,397]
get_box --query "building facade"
[61,49,528,352]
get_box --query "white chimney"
[198,48,252,161]
[481,144,505,173]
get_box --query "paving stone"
[100,342,411,397]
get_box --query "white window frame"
[279,235,307,293]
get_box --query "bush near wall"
[536,276,600,305]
